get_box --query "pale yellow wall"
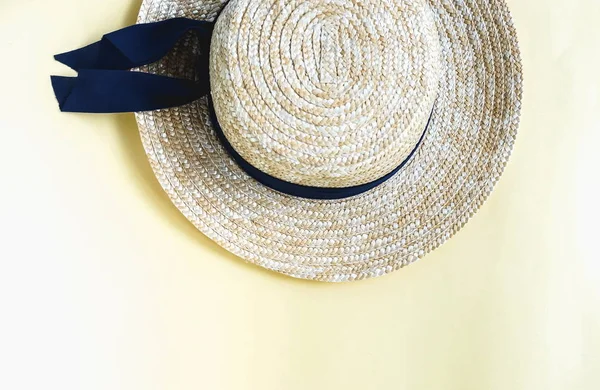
[0,0,598,389]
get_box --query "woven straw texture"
[135,0,522,282]
[210,0,441,187]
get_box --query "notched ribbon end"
[54,41,103,71]
[51,75,77,112]
[53,52,70,67]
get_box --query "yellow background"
[1,0,599,389]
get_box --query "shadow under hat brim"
[135,0,522,281]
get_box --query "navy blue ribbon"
[208,101,430,200]
[51,17,429,200]
[52,18,213,112]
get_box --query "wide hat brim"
[135,0,522,281]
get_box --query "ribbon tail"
[54,18,214,71]
[104,18,215,67]
[51,70,209,113]
[54,39,132,71]
[51,76,78,111]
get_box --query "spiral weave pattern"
[210,0,441,187]
[135,0,522,281]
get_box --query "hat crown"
[210,0,441,188]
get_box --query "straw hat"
[133,0,522,281]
